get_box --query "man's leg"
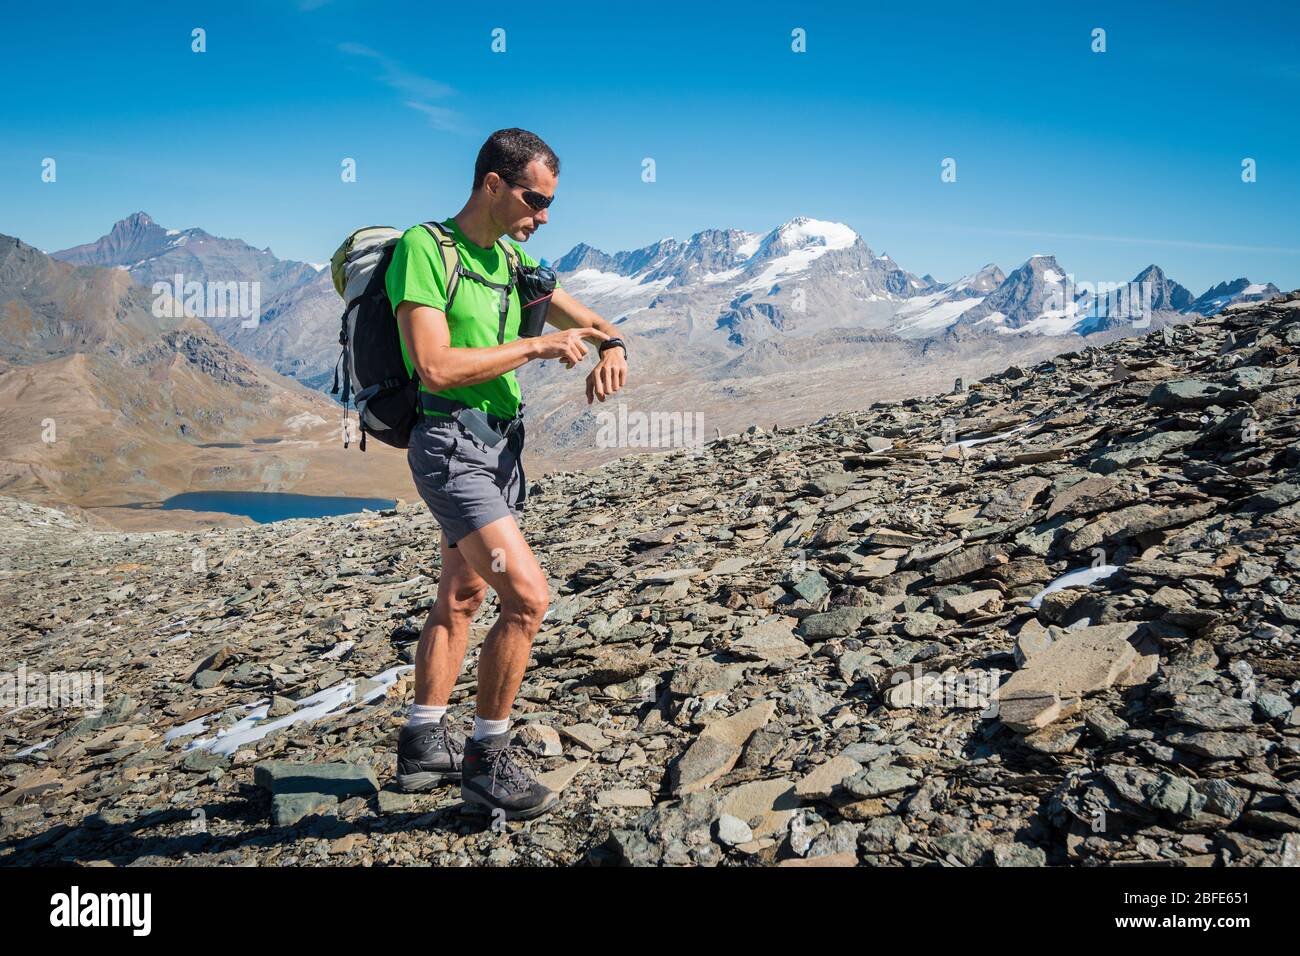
[448,514,549,721]
[447,513,558,819]
[394,531,488,792]
[412,530,489,708]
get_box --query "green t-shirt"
[385,217,560,419]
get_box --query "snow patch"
[737,220,857,293]
[735,232,764,260]
[15,739,52,758]
[1029,566,1120,609]
[175,665,412,758]
[563,268,671,300]
[944,421,1033,452]
[892,294,985,338]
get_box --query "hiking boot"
[460,732,558,821]
[396,714,464,791]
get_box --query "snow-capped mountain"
[558,217,935,346]
[558,221,1280,347]
[45,212,1285,408]
[950,255,1086,335]
[1186,278,1283,316]
[890,263,1005,339]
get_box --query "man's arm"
[545,288,628,403]
[397,301,603,390]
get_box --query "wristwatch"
[599,337,627,357]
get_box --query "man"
[387,128,628,820]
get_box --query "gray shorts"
[407,416,526,548]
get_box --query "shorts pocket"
[408,426,460,490]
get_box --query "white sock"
[408,703,448,727]
[473,715,509,740]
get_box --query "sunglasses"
[502,177,554,211]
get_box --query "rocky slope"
[2,292,1299,867]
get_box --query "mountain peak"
[774,217,857,242]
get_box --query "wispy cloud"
[337,43,462,131]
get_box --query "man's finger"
[579,328,610,341]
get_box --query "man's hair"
[473,128,560,191]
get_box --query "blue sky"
[1,0,1297,294]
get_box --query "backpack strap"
[420,221,465,314]
[420,221,523,346]
[498,239,521,280]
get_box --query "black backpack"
[329,221,521,450]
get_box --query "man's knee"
[501,577,549,626]
[442,581,489,618]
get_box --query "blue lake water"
[144,491,396,523]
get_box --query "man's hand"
[534,327,609,369]
[586,345,627,403]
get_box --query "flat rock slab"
[581,648,653,685]
[559,723,610,752]
[995,623,1140,732]
[718,777,799,838]
[1065,501,1217,552]
[939,589,1002,617]
[668,659,747,697]
[843,764,918,798]
[798,606,871,639]
[253,760,378,798]
[928,544,1009,584]
[1164,731,1271,760]
[597,788,654,808]
[1045,475,1117,520]
[794,755,862,801]
[1089,429,1200,474]
[1167,693,1256,730]
[272,791,339,827]
[672,701,776,795]
[731,618,809,664]
[777,851,859,867]
[536,758,590,793]
[978,476,1051,519]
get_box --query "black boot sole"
[460,787,558,820]
[396,770,462,791]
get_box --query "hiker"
[389,128,628,820]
